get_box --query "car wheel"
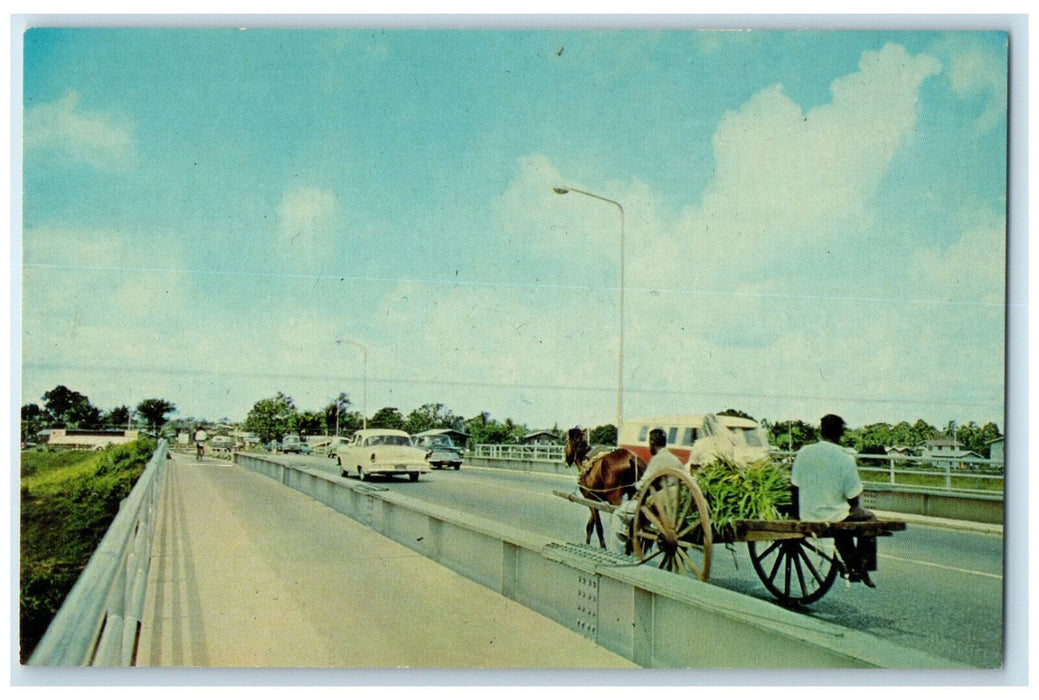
[454,463,461,470]
[410,472,419,482]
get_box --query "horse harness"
[576,445,640,501]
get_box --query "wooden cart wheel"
[747,537,839,606]
[631,468,712,581]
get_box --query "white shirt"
[790,440,863,521]
[635,447,685,491]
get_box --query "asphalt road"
[282,453,1005,669]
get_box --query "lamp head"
[552,187,569,195]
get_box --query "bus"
[618,413,771,468]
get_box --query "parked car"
[333,429,431,482]
[413,432,464,470]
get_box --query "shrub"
[19,438,156,662]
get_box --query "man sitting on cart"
[791,414,877,588]
[609,428,687,555]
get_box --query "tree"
[766,419,818,451]
[405,403,460,434]
[294,411,325,439]
[323,393,352,436]
[718,408,754,420]
[42,385,98,428]
[589,424,617,445]
[21,404,46,444]
[136,398,177,433]
[102,405,131,428]
[369,407,405,430]
[244,393,296,445]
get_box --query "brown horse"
[565,427,647,548]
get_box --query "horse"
[565,427,647,548]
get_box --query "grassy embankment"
[19,438,156,663]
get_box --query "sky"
[14,22,1011,432]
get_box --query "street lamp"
[553,185,625,436]
[336,338,368,430]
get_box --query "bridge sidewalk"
[136,453,636,668]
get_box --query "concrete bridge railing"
[233,451,966,669]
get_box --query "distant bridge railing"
[28,440,168,666]
[470,443,1003,497]
[470,443,566,463]
[771,450,1004,496]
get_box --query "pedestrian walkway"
[137,453,637,668]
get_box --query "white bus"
[618,413,771,468]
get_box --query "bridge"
[24,441,1007,673]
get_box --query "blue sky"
[16,25,1010,431]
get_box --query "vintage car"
[413,430,465,470]
[333,429,431,482]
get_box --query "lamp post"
[336,339,368,430]
[553,186,625,436]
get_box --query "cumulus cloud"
[681,44,941,275]
[24,90,136,168]
[946,43,1008,134]
[911,214,1006,305]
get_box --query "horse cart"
[554,467,906,606]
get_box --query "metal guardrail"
[28,440,169,666]
[470,443,566,462]
[772,450,1004,496]
[469,443,1004,496]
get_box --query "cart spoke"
[676,546,704,580]
[792,546,809,596]
[766,545,784,583]
[793,543,825,585]
[783,545,793,598]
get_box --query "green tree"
[323,393,352,436]
[589,424,617,445]
[767,419,818,451]
[21,404,47,444]
[293,411,324,438]
[718,408,754,420]
[42,385,98,428]
[102,405,131,429]
[136,398,177,433]
[369,407,405,430]
[244,393,296,444]
[405,403,461,434]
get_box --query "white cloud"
[682,44,941,276]
[24,90,136,168]
[946,44,1007,134]
[911,214,1006,305]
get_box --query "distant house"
[884,446,917,457]
[922,437,981,467]
[986,436,1005,463]
[522,430,560,445]
[47,429,139,450]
